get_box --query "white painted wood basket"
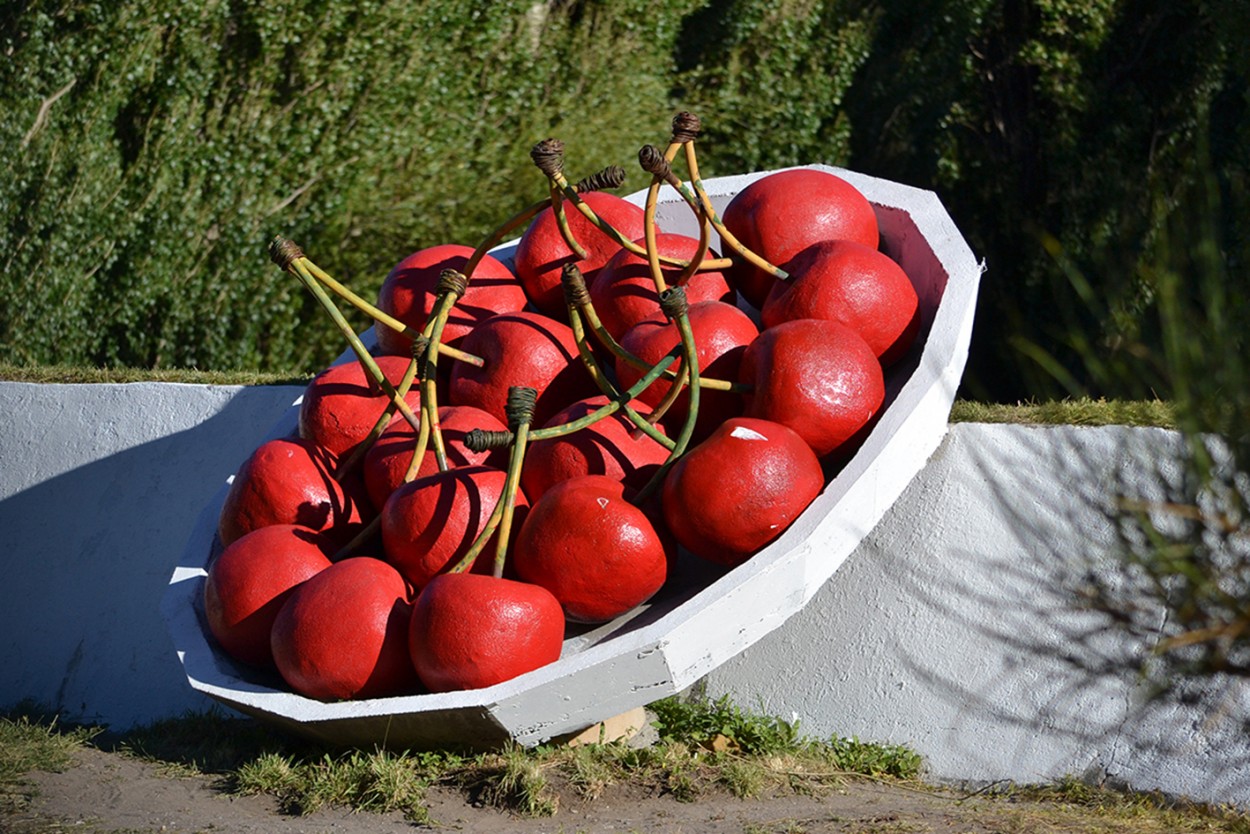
[162,165,982,748]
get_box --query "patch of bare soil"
[0,745,1093,834]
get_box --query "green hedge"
[3,0,1246,399]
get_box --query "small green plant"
[650,694,802,756]
[822,737,923,780]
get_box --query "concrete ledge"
[2,381,1246,805]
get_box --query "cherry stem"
[465,200,546,278]
[299,256,484,368]
[334,345,421,480]
[530,138,730,272]
[331,515,381,562]
[563,263,750,395]
[634,287,701,504]
[464,340,684,450]
[649,121,715,286]
[639,141,684,296]
[419,270,469,473]
[271,238,423,439]
[561,267,676,449]
[492,386,537,578]
[444,387,537,579]
[681,135,788,281]
[550,181,589,260]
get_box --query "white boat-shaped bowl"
[162,165,982,748]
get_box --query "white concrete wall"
[2,381,1246,805]
[704,423,1250,804]
[0,381,299,728]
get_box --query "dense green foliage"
[2,0,1246,399]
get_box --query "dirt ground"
[2,743,1100,834]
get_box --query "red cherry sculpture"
[270,557,419,701]
[513,475,669,623]
[217,437,368,548]
[762,240,920,366]
[298,355,423,457]
[362,405,506,509]
[375,243,526,354]
[203,525,332,668]
[739,318,885,459]
[380,465,528,589]
[409,572,565,693]
[512,191,647,315]
[448,311,598,427]
[662,417,824,567]
[589,233,735,341]
[520,396,669,502]
[615,300,757,442]
[722,169,879,309]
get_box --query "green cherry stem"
[270,237,422,437]
[565,264,750,395]
[446,387,538,579]
[561,264,676,449]
[639,140,685,295]
[419,270,469,473]
[492,387,536,578]
[549,180,589,260]
[462,341,684,450]
[529,138,730,273]
[679,116,788,282]
[634,286,701,505]
[299,256,484,368]
[334,341,422,480]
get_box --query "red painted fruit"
[739,318,884,459]
[270,557,420,701]
[662,417,824,567]
[589,233,734,341]
[722,169,879,309]
[217,437,369,548]
[380,465,528,589]
[409,572,565,692]
[762,240,919,366]
[298,355,422,457]
[512,191,647,315]
[615,300,757,442]
[362,405,506,510]
[203,525,332,668]
[375,243,526,354]
[448,311,597,427]
[520,396,669,502]
[513,475,669,623]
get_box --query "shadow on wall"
[704,423,1250,806]
[0,382,303,730]
[948,424,1250,801]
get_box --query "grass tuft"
[5,706,1250,831]
[477,744,559,817]
[949,397,1175,428]
[0,362,312,387]
[0,711,99,785]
